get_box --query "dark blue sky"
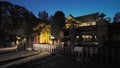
[4,0,120,21]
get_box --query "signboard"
[74,46,83,52]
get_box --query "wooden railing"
[33,44,119,62]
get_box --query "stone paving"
[0,48,119,68]
[0,50,39,62]
[31,56,119,68]
[7,55,120,68]
[0,50,51,68]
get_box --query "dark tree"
[0,1,37,47]
[113,12,120,23]
[51,11,65,39]
[38,10,49,23]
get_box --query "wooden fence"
[33,44,120,62]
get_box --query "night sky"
[4,0,120,22]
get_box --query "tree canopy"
[0,1,37,46]
[51,11,65,39]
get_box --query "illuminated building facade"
[33,23,52,44]
[64,12,109,46]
